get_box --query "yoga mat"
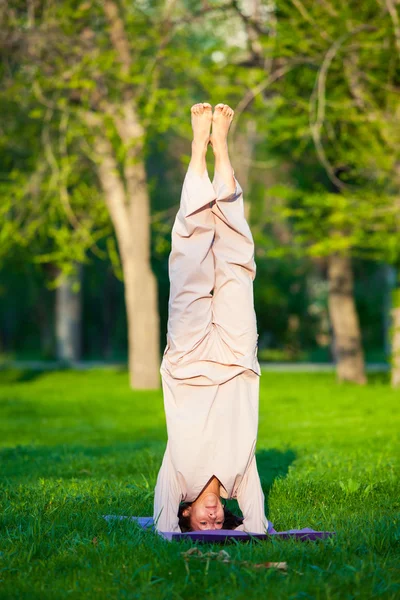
[102,515,335,542]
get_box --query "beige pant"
[165,166,258,369]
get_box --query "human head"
[178,496,244,532]
[181,491,224,530]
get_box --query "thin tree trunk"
[90,127,160,389]
[306,261,331,351]
[126,153,160,389]
[98,0,160,389]
[383,264,396,360]
[327,254,366,384]
[37,290,54,359]
[55,263,83,362]
[102,268,115,360]
[231,120,257,220]
[391,270,400,387]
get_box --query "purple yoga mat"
[102,515,335,542]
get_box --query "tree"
[226,0,400,383]
[0,0,183,388]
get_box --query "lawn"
[0,368,399,599]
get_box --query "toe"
[215,103,225,111]
[203,102,212,110]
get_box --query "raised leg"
[210,105,258,359]
[165,103,217,361]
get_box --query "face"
[183,492,225,530]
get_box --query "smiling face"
[182,492,225,530]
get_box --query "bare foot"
[189,102,212,175]
[210,103,234,150]
[191,102,212,147]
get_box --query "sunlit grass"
[0,368,399,599]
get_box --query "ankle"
[210,138,228,156]
[192,138,210,153]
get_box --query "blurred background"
[0,0,399,388]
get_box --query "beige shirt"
[153,167,268,534]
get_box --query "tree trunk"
[90,125,160,389]
[92,1,160,389]
[55,263,83,362]
[231,120,257,219]
[37,290,54,359]
[306,262,331,350]
[327,254,366,384]
[123,252,160,389]
[102,268,115,360]
[383,264,396,361]
[391,271,400,387]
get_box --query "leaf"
[339,478,361,495]
[253,562,288,571]
[181,547,287,572]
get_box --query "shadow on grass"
[0,440,166,482]
[257,448,296,513]
[0,365,128,385]
[367,371,391,385]
[224,448,296,519]
[1,442,296,522]
[257,449,296,491]
[0,368,47,384]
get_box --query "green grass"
[0,368,399,599]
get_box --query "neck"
[197,475,220,500]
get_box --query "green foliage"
[0,0,191,276]
[0,0,398,363]
[242,0,400,263]
[0,0,259,279]
[0,92,111,273]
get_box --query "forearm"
[153,448,182,533]
[236,454,269,534]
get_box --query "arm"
[235,454,269,534]
[153,447,182,533]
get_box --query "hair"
[178,500,244,532]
